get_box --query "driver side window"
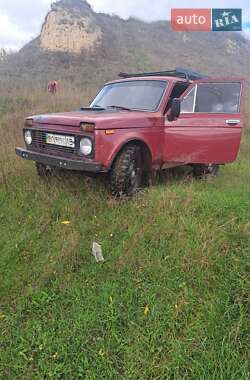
[180,86,196,113]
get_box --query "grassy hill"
[1,0,250,86]
[0,79,249,379]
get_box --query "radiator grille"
[29,130,79,158]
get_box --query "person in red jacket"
[48,80,59,94]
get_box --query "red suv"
[16,68,244,196]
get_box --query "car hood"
[31,109,159,130]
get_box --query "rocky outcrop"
[40,0,102,53]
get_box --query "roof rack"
[119,68,208,82]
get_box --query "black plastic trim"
[15,147,106,173]
[119,68,208,82]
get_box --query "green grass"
[0,86,249,379]
[1,158,250,379]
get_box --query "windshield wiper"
[107,105,132,111]
[92,105,106,109]
[79,105,106,111]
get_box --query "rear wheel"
[193,164,219,179]
[35,162,54,178]
[111,144,143,196]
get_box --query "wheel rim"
[127,161,142,195]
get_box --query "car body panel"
[31,110,162,130]
[164,113,243,164]
[94,126,164,170]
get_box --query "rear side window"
[181,82,241,114]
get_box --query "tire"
[110,144,143,196]
[193,164,219,179]
[35,162,54,178]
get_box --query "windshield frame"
[90,79,169,113]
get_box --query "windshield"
[90,80,168,111]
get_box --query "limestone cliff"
[40,0,102,53]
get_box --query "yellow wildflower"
[98,349,105,357]
[144,304,150,316]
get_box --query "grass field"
[0,81,249,379]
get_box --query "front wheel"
[193,164,219,179]
[110,145,143,196]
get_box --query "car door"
[164,78,244,165]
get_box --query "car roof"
[106,76,244,85]
[107,76,188,85]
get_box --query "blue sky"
[0,0,250,50]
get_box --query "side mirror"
[168,98,181,121]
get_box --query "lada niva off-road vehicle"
[16,68,244,196]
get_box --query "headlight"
[80,137,93,156]
[24,130,32,145]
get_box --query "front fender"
[95,128,163,170]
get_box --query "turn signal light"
[80,122,95,132]
[105,129,115,135]
[25,118,33,127]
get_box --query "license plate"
[45,133,75,148]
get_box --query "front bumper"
[15,147,106,173]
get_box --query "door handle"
[226,119,240,125]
